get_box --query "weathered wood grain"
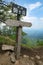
[16,27,22,59]
[5,19,32,27]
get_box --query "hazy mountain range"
[23,29,43,40]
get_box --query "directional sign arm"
[5,19,32,27]
[20,22,32,27]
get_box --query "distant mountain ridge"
[23,29,43,39]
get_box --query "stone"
[31,57,34,60]
[29,60,35,65]
[23,55,29,58]
[2,45,14,51]
[38,61,43,65]
[35,55,40,59]
[10,52,16,63]
[15,60,20,65]
[27,63,29,65]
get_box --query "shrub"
[37,40,43,46]
[0,35,15,45]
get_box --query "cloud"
[21,16,43,30]
[24,2,42,16]
[21,16,37,22]
[28,2,42,11]
[40,18,43,22]
[21,2,43,30]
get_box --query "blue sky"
[4,0,43,30]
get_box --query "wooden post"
[16,26,22,59]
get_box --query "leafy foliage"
[0,35,15,45]
[0,0,17,21]
[37,40,43,46]
[0,0,30,48]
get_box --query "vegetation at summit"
[0,0,43,48]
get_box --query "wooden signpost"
[3,3,32,59]
[5,19,32,59]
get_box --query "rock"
[31,57,34,60]
[35,60,43,65]
[2,45,14,51]
[38,61,43,65]
[5,51,10,56]
[27,63,29,65]
[29,60,35,65]
[23,55,29,58]
[10,52,16,63]
[15,60,20,65]
[35,55,40,59]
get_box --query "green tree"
[0,0,17,21]
[0,0,27,42]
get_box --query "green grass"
[0,35,43,49]
[0,35,35,48]
[0,35,15,45]
[37,40,43,46]
[21,38,37,48]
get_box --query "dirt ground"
[0,46,43,65]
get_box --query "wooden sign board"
[12,3,26,16]
[5,19,32,27]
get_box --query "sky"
[2,0,43,30]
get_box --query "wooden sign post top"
[5,19,32,59]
